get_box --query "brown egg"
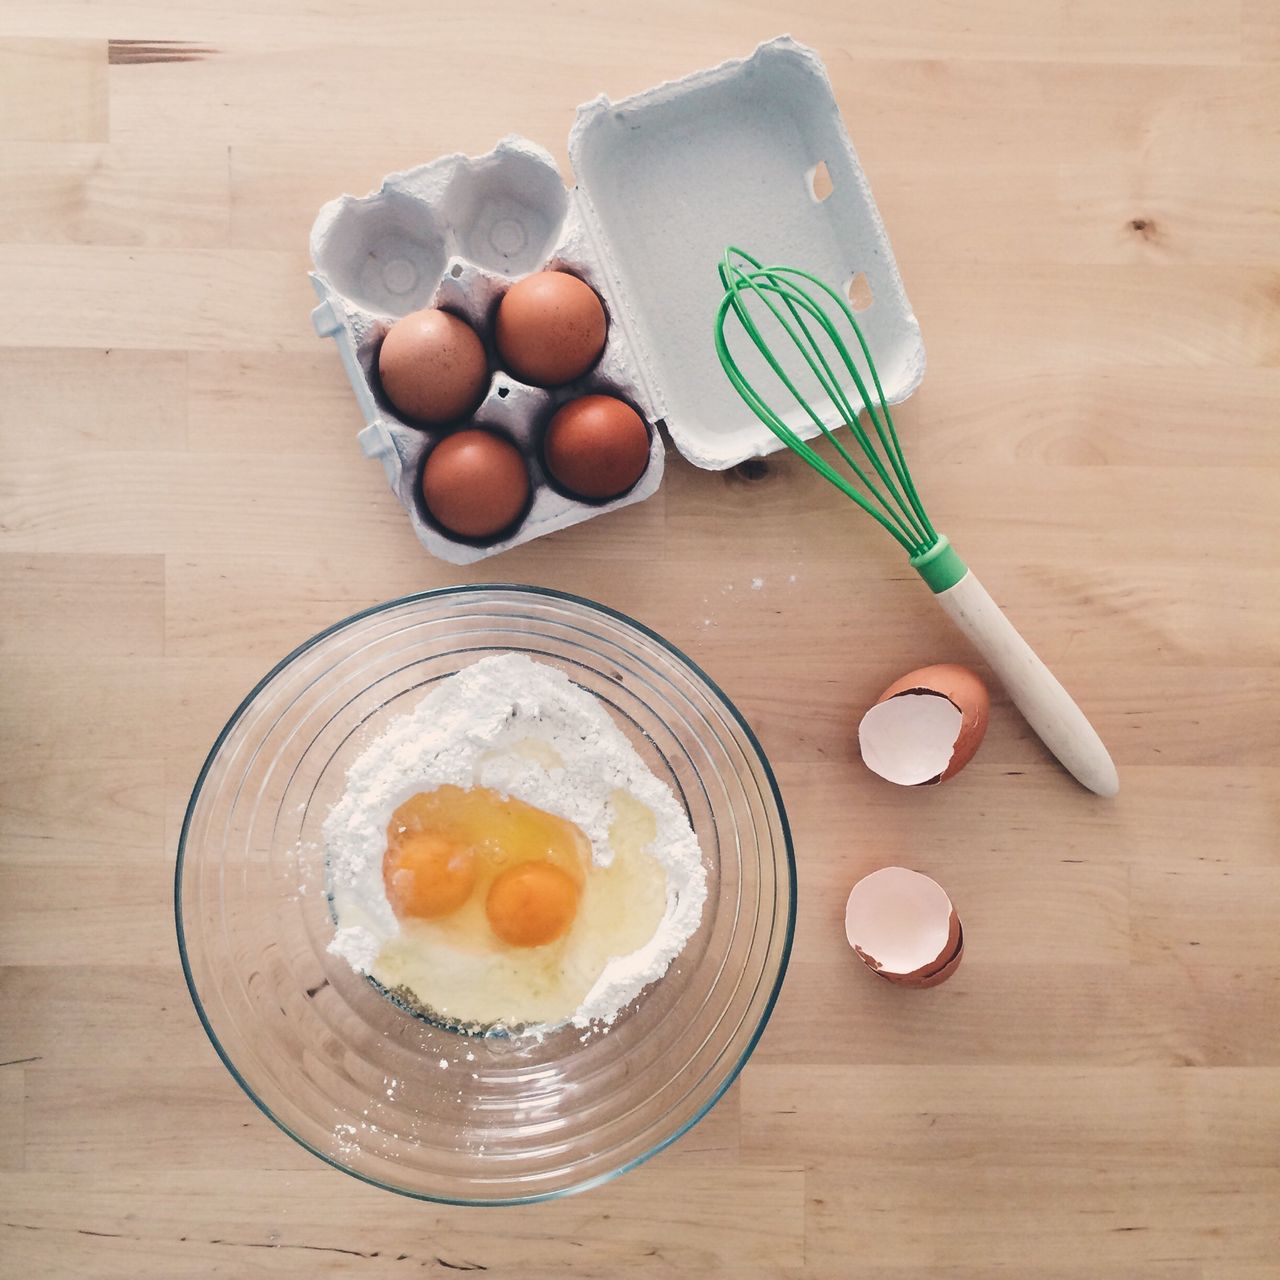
[378,309,488,425]
[421,429,529,540]
[543,395,650,500]
[495,271,607,387]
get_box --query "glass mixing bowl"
[176,586,795,1204]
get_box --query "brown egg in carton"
[309,139,665,565]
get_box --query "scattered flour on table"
[323,653,707,1029]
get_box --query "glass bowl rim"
[174,582,797,1206]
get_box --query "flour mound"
[323,653,707,1029]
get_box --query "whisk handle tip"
[932,566,1119,798]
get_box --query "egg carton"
[309,35,924,563]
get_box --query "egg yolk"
[368,782,670,1028]
[485,860,580,948]
[382,785,587,948]
[382,832,476,920]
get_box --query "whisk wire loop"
[723,273,928,549]
[715,247,937,556]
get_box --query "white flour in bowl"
[324,652,707,1029]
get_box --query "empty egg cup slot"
[441,147,568,278]
[314,187,449,318]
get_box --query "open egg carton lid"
[569,34,924,470]
[309,35,924,562]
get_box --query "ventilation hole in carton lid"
[497,386,509,398]
[808,161,833,203]
[450,263,463,279]
[383,258,418,295]
[846,272,873,312]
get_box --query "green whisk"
[715,247,1118,797]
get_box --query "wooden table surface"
[2,2,1278,1276]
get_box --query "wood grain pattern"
[0,39,106,143]
[0,2,1277,1275]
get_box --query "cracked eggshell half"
[845,866,961,986]
[896,925,964,988]
[880,922,964,988]
[858,663,990,786]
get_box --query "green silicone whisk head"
[715,247,964,591]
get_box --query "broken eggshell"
[901,926,964,988]
[880,922,964,988]
[845,866,963,988]
[858,663,990,786]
